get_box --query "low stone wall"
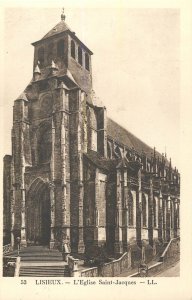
[130,237,180,277]
[101,252,131,277]
[130,262,164,277]
[79,251,131,277]
[3,244,12,255]
[68,256,80,277]
[159,237,180,267]
[3,256,20,277]
[80,267,98,277]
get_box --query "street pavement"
[155,261,180,277]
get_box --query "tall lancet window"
[57,39,64,57]
[71,40,76,59]
[128,192,134,226]
[142,193,147,227]
[47,42,54,64]
[78,46,83,65]
[38,47,44,66]
[153,197,158,228]
[38,125,52,164]
[85,53,90,71]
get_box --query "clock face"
[40,94,53,116]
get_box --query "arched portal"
[26,178,51,245]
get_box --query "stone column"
[61,110,70,249]
[20,123,27,247]
[10,158,15,248]
[77,91,85,253]
[158,191,163,243]
[49,182,55,249]
[170,198,174,239]
[163,196,167,242]
[97,106,107,158]
[49,118,55,249]
[136,169,142,248]
[123,168,129,251]
[114,169,123,254]
[177,200,180,237]
[166,195,171,241]
[173,199,177,238]
[93,168,99,247]
[81,92,88,153]
[148,176,154,246]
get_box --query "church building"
[3,11,180,262]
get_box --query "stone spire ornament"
[61,8,66,21]
[49,60,58,76]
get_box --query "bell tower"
[32,9,93,99]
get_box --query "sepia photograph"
[1,1,192,300]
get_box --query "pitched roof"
[41,21,72,40]
[16,92,28,102]
[32,20,93,55]
[107,118,167,162]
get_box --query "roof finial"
[61,7,66,21]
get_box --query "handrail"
[160,237,180,259]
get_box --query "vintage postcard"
[0,1,192,300]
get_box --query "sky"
[2,7,180,169]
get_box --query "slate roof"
[42,21,72,40]
[107,118,167,163]
[32,20,93,55]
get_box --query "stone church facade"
[3,12,180,260]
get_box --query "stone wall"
[3,155,12,244]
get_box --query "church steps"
[19,265,70,277]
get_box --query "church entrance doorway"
[26,179,51,246]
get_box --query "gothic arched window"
[78,46,83,65]
[107,142,112,159]
[142,193,147,227]
[114,146,122,159]
[47,42,54,64]
[38,47,44,66]
[85,53,90,71]
[71,40,75,59]
[128,193,134,226]
[38,126,52,164]
[57,39,64,57]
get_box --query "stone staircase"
[5,246,70,277]
[19,264,70,277]
[10,246,63,262]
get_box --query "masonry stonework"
[3,12,180,262]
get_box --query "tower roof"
[41,20,72,40]
[32,14,93,55]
